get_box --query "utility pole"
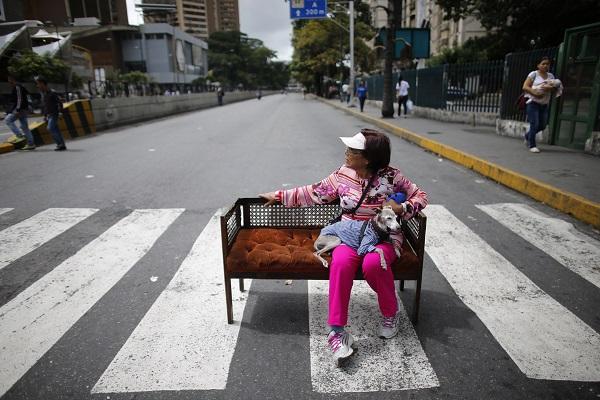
[381,0,402,118]
[348,0,355,106]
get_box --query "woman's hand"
[259,191,279,206]
[383,199,404,216]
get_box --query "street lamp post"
[348,0,355,106]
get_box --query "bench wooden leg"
[225,276,233,324]
[412,278,422,324]
[239,278,245,292]
[399,280,405,291]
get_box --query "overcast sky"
[239,0,294,61]
[127,0,294,61]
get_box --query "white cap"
[339,132,366,150]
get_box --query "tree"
[433,0,600,58]
[377,0,402,118]
[290,5,375,96]
[7,51,68,83]
[207,31,289,89]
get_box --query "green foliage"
[433,0,600,56]
[426,38,490,66]
[119,71,150,84]
[207,31,290,89]
[290,12,375,90]
[7,51,69,83]
[70,72,83,89]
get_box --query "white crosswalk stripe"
[0,209,183,398]
[92,210,250,393]
[0,208,98,270]
[308,280,439,393]
[425,205,600,381]
[0,204,598,397]
[477,203,600,289]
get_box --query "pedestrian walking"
[396,76,410,118]
[256,88,262,100]
[35,76,66,151]
[259,128,428,366]
[5,75,35,150]
[217,86,224,106]
[521,56,561,153]
[356,80,367,112]
[341,82,349,103]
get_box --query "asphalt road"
[0,93,599,400]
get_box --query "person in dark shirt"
[5,75,35,150]
[35,76,66,151]
[356,80,368,112]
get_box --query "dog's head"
[373,205,401,234]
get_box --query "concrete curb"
[318,97,600,229]
[0,142,14,154]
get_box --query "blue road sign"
[289,0,328,20]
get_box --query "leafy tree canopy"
[207,31,290,89]
[7,51,68,83]
[290,2,375,91]
[434,0,600,58]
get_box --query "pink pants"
[328,243,398,327]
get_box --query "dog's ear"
[374,208,381,214]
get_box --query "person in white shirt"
[521,56,559,153]
[395,76,410,117]
[341,83,349,103]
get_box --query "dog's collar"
[369,219,391,240]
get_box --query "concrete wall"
[411,106,497,127]
[91,91,272,130]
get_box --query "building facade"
[399,0,486,56]
[366,0,486,57]
[140,0,239,40]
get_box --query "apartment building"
[141,0,239,40]
[400,0,486,55]
[366,0,486,56]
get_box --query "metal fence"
[359,60,504,113]
[500,47,559,121]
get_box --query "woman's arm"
[389,172,428,220]
[522,74,543,97]
[260,170,342,207]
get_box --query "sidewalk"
[320,98,600,228]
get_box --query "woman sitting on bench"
[260,128,428,366]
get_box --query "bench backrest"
[221,198,427,261]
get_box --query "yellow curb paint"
[320,98,600,229]
[0,143,15,154]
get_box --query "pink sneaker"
[327,330,355,366]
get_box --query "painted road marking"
[0,209,183,397]
[0,208,98,271]
[425,205,600,381]
[92,211,250,393]
[0,208,13,216]
[308,280,439,392]
[477,203,600,289]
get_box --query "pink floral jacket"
[276,165,428,253]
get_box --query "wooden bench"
[220,197,427,324]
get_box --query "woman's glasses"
[345,147,364,156]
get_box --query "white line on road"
[92,211,250,393]
[425,205,600,381]
[0,208,98,271]
[308,280,439,392]
[0,208,14,216]
[477,203,600,289]
[0,209,183,397]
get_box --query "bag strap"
[346,175,375,216]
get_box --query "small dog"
[313,206,401,269]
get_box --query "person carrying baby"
[259,128,428,366]
[521,56,563,153]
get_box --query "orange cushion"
[226,228,420,279]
